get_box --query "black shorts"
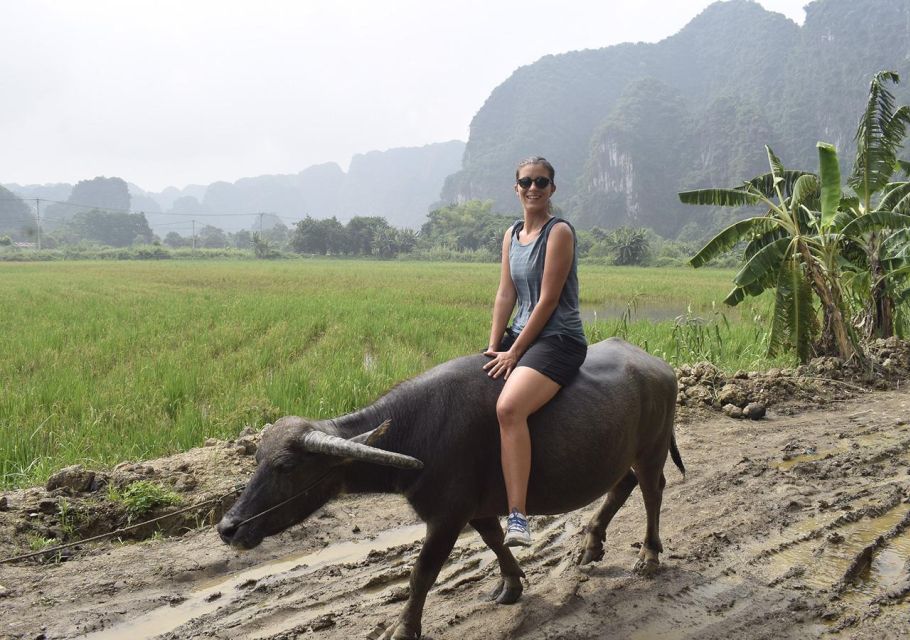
[501,330,587,387]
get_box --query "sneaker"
[504,509,531,547]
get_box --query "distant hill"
[5,141,465,235]
[441,0,910,240]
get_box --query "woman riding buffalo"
[483,156,587,546]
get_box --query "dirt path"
[2,387,910,640]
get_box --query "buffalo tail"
[670,432,686,480]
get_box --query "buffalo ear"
[350,419,391,446]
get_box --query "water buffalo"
[217,337,683,639]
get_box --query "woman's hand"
[483,348,519,380]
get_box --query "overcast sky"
[2,0,808,192]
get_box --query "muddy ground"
[2,343,910,639]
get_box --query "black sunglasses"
[516,176,552,190]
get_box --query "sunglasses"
[516,176,552,190]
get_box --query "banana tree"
[837,168,910,337]
[841,71,910,338]
[679,145,858,362]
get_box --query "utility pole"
[259,212,264,237]
[192,219,196,250]
[35,198,41,251]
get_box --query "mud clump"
[676,338,910,416]
[0,433,260,562]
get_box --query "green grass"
[0,259,789,488]
[107,480,183,522]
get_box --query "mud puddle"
[776,426,910,472]
[80,524,426,640]
[756,503,910,594]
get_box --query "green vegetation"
[0,202,698,266]
[0,260,779,489]
[107,480,182,521]
[27,534,56,552]
[680,71,910,362]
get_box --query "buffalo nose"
[216,518,238,543]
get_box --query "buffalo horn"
[300,430,423,470]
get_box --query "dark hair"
[515,156,555,181]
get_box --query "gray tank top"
[509,217,586,344]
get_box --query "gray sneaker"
[504,509,531,547]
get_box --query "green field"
[0,259,787,488]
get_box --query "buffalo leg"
[373,519,464,640]
[632,465,666,577]
[577,469,638,565]
[470,516,525,604]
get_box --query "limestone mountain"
[5,141,465,236]
[441,0,910,240]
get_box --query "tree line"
[2,195,673,266]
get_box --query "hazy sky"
[2,0,808,192]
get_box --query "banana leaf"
[841,210,910,236]
[878,181,910,212]
[745,226,789,260]
[733,236,791,289]
[849,72,909,202]
[817,142,841,229]
[768,258,813,361]
[766,145,786,188]
[678,188,762,208]
[688,217,774,268]
[747,170,815,199]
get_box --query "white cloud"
[0,0,807,191]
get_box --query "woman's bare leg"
[496,366,561,513]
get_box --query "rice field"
[0,259,787,488]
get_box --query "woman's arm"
[486,227,517,351]
[484,222,574,379]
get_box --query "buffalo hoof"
[632,557,659,578]
[576,545,604,566]
[485,575,523,604]
[367,620,420,640]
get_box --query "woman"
[483,156,587,546]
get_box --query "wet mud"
[2,387,910,639]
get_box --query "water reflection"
[581,301,699,324]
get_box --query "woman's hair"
[515,156,556,181]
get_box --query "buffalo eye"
[271,455,299,473]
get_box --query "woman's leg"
[496,366,562,514]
